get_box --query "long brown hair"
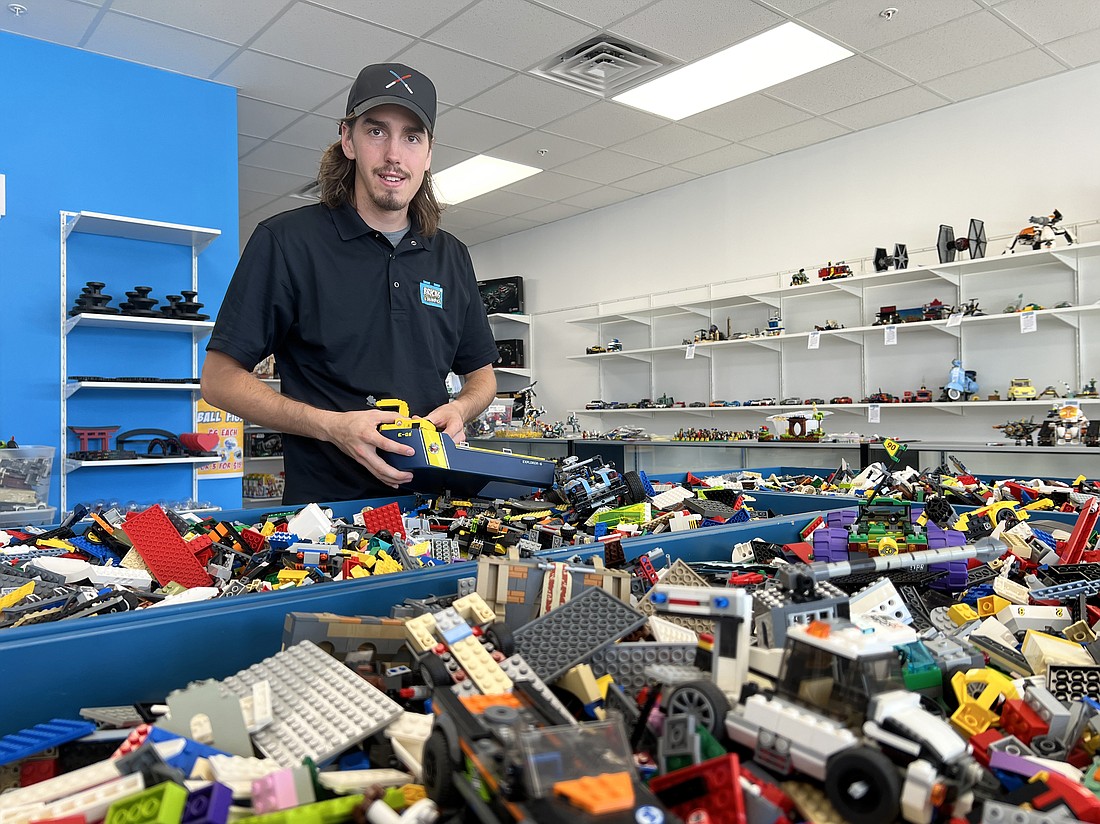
[317,118,443,237]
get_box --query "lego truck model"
[553,455,645,517]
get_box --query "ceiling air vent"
[533,37,678,97]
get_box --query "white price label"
[1020,311,1037,334]
[947,312,963,327]
[686,343,696,359]
[868,403,881,424]
[884,325,898,346]
[808,331,821,350]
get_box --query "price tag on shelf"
[884,325,898,346]
[808,331,821,350]
[868,403,881,424]
[685,343,696,359]
[947,312,963,327]
[1020,311,1037,334]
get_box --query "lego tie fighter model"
[872,243,909,273]
[1005,209,1076,253]
[937,219,987,264]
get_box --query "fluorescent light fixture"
[433,155,542,205]
[613,22,852,120]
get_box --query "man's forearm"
[450,366,497,422]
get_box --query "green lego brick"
[235,794,365,824]
[105,781,188,824]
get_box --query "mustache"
[375,166,408,179]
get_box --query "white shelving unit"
[59,210,221,514]
[568,241,1100,427]
[489,312,533,385]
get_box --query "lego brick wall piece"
[121,505,212,589]
[589,642,697,698]
[218,641,402,767]
[514,587,647,683]
[0,720,96,767]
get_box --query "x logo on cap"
[385,70,413,93]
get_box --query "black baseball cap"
[345,63,437,134]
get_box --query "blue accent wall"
[0,32,241,512]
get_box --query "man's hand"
[425,402,468,443]
[323,409,416,488]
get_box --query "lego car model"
[1008,378,1037,401]
[744,398,776,407]
[780,397,801,406]
[830,396,854,404]
[802,397,826,405]
[584,400,607,410]
[585,346,606,355]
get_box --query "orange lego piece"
[459,693,522,714]
[554,772,634,814]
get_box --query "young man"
[202,63,499,504]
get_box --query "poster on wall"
[195,399,244,478]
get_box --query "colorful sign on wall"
[195,399,243,478]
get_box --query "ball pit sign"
[195,399,244,478]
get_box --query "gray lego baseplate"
[514,587,646,682]
[589,642,697,698]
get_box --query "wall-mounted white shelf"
[65,455,219,471]
[64,312,215,339]
[63,210,220,252]
[65,381,202,398]
[488,312,531,324]
[244,455,285,463]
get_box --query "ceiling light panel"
[613,22,853,120]
[433,155,543,205]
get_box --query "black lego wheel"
[623,470,648,504]
[423,728,462,809]
[418,655,452,689]
[485,623,516,658]
[825,746,901,824]
[664,679,730,738]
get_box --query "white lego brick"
[86,564,153,590]
[384,712,432,745]
[848,578,912,625]
[0,757,120,811]
[997,604,1073,635]
[317,769,412,795]
[404,613,438,654]
[240,680,274,732]
[1021,631,1095,675]
[34,773,145,824]
[649,487,694,510]
[970,617,1018,649]
[388,736,422,782]
[993,576,1032,606]
[731,542,755,563]
[208,755,285,799]
[146,587,220,608]
[647,615,698,645]
[287,503,332,542]
[669,512,701,532]
[26,557,92,584]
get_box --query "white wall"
[470,61,1100,461]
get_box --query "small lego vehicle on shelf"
[993,417,1041,446]
[584,400,608,410]
[1003,294,1044,313]
[790,267,809,286]
[1007,378,1037,401]
[1080,378,1099,398]
[814,320,844,331]
[863,390,900,404]
[606,338,623,352]
[780,397,801,406]
[940,359,978,401]
[1005,208,1076,253]
[654,394,674,408]
[830,396,854,404]
[743,398,776,407]
[802,397,826,405]
[817,261,852,280]
[585,345,607,355]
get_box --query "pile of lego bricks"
[4,492,1100,824]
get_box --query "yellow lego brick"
[260,521,276,536]
[408,541,431,557]
[38,538,74,550]
[595,674,614,701]
[405,613,438,654]
[450,635,512,694]
[947,603,979,626]
[1022,630,1095,675]
[278,569,310,583]
[0,580,34,610]
[950,701,998,737]
[453,593,495,626]
[373,551,403,575]
[348,565,369,579]
[977,595,1012,618]
[557,665,605,720]
[323,533,336,544]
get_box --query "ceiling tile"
[518,201,587,223]
[439,206,502,231]
[826,84,947,130]
[767,56,910,113]
[683,94,812,141]
[671,142,769,174]
[616,165,699,194]
[83,13,239,79]
[609,0,783,61]
[428,0,598,70]
[238,95,308,139]
[995,0,1100,43]
[554,149,659,183]
[109,0,289,45]
[926,47,1065,99]
[543,101,667,147]
[429,144,477,173]
[454,227,502,246]
[272,113,340,150]
[754,0,832,13]
[502,171,599,200]
[247,196,305,223]
[390,42,514,107]
[239,135,264,157]
[240,189,278,215]
[238,164,315,196]
[433,108,530,154]
[562,186,638,209]
[215,50,351,109]
[0,0,98,46]
[488,131,599,170]
[869,10,1033,82]
[239,140,323,178]
[533,0,663,27]
[801,0,983,51]
[463,74,594,128]
[1046,28,1100,68]
[305,0,473,36]
[612,124,728,163]
[457,190,550,217]
[312,86,353,118]
[480,215,543,236]
[251,2,412,77]
[741,117,850,153]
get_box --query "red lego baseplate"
[122,506,213,589]
[651,753,747,824]
[360,502,405,539]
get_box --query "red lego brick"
[969,729,1004,767]
[241,528,266,552]
[636,556,658,584]
[121,506,213,589]
[651,754,746,824]
[999,699,1048,744]
[112,724,152,758]
[19,758,57,786]
[783,542,814,563]
[799,516,823,540]
[360,502,405,539]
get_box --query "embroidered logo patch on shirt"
[420,280,444,308]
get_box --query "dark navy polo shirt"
[207,202,499,504]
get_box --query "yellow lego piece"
[323,533,337,544]
[977,595,1012,618]
[557,665,606,720]
[1022,499,1054,511]
[348,564,369,579]
[400,785,426,807]
[947,603,979,626]
[950,668,1018,736]
[595,674,614,701]
[449,635,512,694]
[0,580,34,610]
[373,551,403,575]
[408,540,431,557]
[453,592,496,626]
[1065,621,1097,645]
[1021,630,1095,674]
[950,701,999,737]
[277,569,310,584]
[38,538,74,550]
[260,521,276,536]
[405,613,438,654]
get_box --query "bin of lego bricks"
[6,492,1100,824]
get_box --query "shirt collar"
[329,201,433,249]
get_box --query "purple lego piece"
[930,559,969,590]
[813,527,850,563]
[825,509,857,528]
[183,782,233,824]
[988,750,1044,778]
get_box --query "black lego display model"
[937,219,987,264]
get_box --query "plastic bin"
[0,445,55,525]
